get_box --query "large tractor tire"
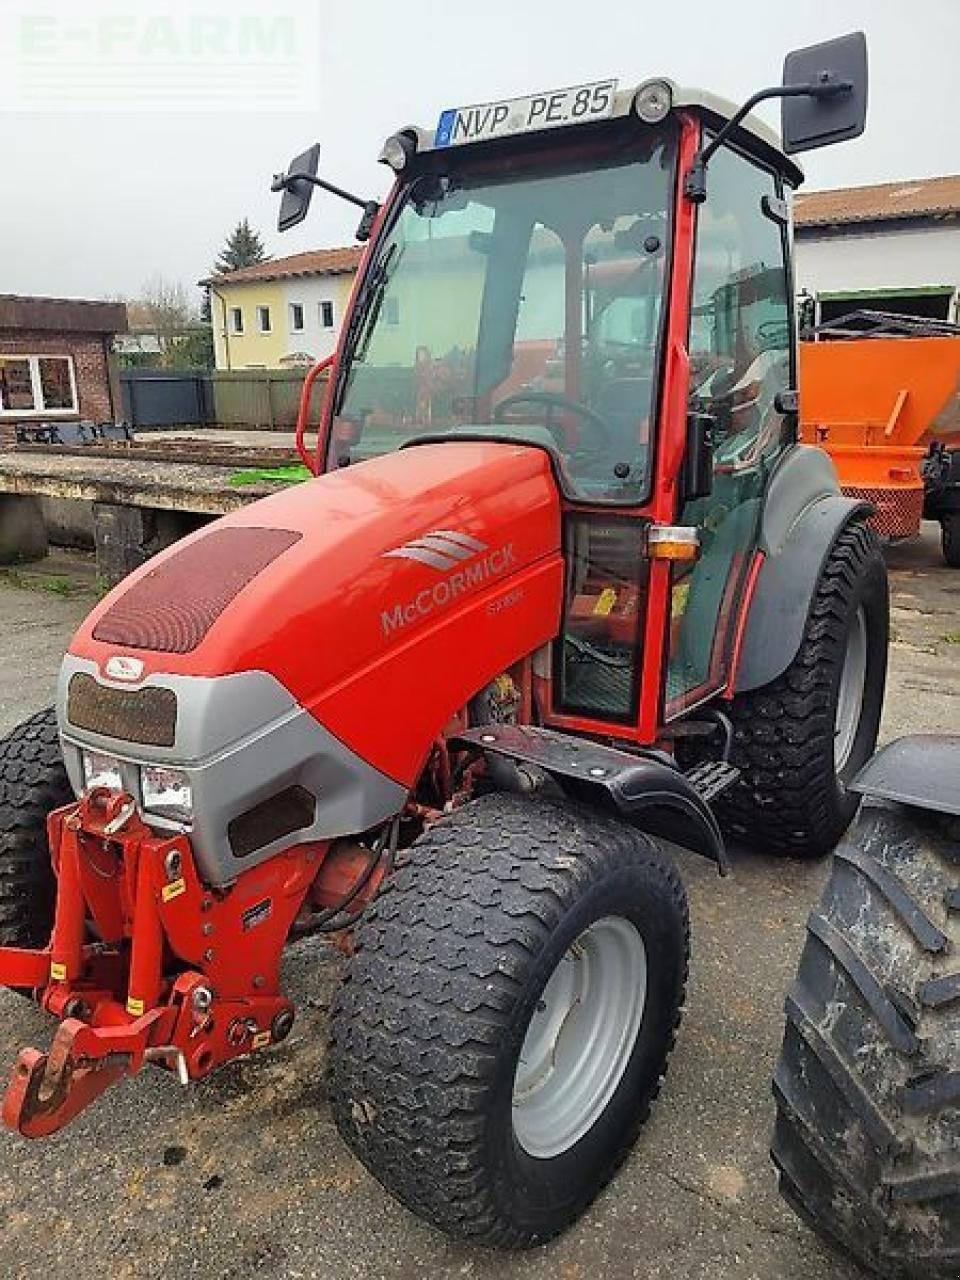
[940,514,960,568]
[0,707,71,949]
[772,800,960,1278]
[721,519,888,858]
[328,792,689,1247]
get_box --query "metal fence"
[121,368,325,430]
[120,370,213,429]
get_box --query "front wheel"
[720,520,888,858]
[0,707,72,949]
[328,792,689,1247]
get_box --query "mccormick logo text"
[380,530,516,635]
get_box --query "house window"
[0,358,35,411]
[229,307,244,334]
[383,296,400,326]
[257,306,271,333]
[38,357,74,409]
[319,300,334,329]
[0,355,77,416]
[289,302,304,332]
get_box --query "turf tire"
[328,791,689,1247]
[0,707,71,949]
[721,519,888,858]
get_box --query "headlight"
[81,749,124,792]
[140,764,193,824]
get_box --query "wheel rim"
[512,915,647,1159]
[835,605,868,772]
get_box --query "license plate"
[435,79,617,149]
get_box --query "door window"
[668,146,791,709]
[556,517,649,721]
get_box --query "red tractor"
[0,34,885,1249]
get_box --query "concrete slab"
[0,450,277,516]
[0,523,955,1278]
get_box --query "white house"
[793,174,960,325]
[203,246,363,370]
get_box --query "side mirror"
[274,143,320,232]
[781,32,867,154]
[684,411,715,501]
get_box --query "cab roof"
[394,79,805,188]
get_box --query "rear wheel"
[721,520,888,857]
[0,707,71,949]
[772,800,960,1278]
[328,792,689,1247]
[941,513,960,568]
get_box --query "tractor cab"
[277,38,866,742]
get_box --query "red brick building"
[0,295,128,444]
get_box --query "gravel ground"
[0,524,956,1279]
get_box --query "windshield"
[330,124,677,502]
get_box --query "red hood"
[69,442,563,782]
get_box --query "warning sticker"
[50,962,67,982]
[162,877,187,903]
[593,587,618,617]
[241,899,273,932]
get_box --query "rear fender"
[452,724,727,874]
[850,735,960,817]
[735,494,871,693]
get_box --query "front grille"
[93,526,302,654]
[228,786,316,859]
[67,673,177,747]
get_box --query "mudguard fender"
[735,494,871,693]
[849,735,960,817]
[452,723,728,874]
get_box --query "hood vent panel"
[93,527,301,654]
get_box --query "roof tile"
[202,246,363,287]
[794,174,960,228]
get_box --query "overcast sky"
[2,0,957,305]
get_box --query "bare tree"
[138,275,195,366]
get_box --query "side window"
[687,147,790,472]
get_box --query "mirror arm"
[683,77,852,203]
[271,169,377,213]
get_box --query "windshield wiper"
[355,243,402,364]
[333,242,398,412]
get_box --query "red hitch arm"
[3,1009,172,1138]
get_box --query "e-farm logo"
[0,2,320,112]
[381,531,517,635]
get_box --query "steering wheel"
[493,391,613,453]
[755,319,790,349]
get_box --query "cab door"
[666,144,794,714]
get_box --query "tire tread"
[722,520,887,857]
[0,707,70,948]
[772,803,960,1279]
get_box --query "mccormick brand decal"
[381,530,516,635]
